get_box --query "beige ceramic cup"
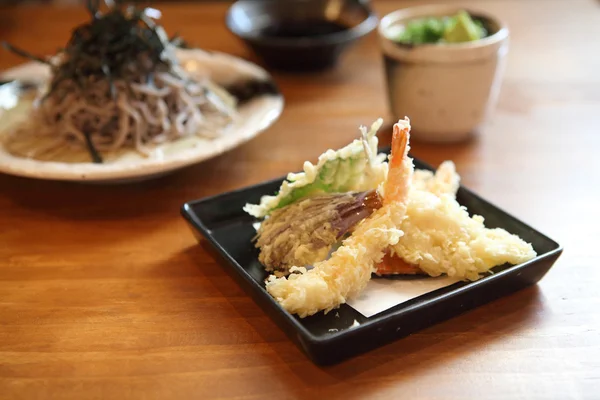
[378,5,509,142]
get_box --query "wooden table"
[1,1,598,399]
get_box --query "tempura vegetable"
[255,190,382,273]
[244,119,388,218]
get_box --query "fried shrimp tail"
[266,119,414,317]
[383,119,412,205]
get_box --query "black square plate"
[181,155,562,365]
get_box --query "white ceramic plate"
[0,49,283,183]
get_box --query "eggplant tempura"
[255,190,382,273]
[245,118,537,317]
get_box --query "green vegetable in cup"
[394,10,487,45]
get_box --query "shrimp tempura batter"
[266,119,414,317]
[388,189,537,281]
[377,159,537,280]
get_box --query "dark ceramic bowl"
[225,0,378,72]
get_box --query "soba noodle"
[3,1,238,163]
[32,71,234,156]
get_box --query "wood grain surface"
[1,1,599,399]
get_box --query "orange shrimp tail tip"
[382,117,413,205]
[391,119,411,160]
[375,252,423,276]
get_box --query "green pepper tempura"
[394,10,487,45]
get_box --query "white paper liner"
[347,275,461,318]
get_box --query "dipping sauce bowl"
[226,0,378,72]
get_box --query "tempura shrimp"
[376,158,536,280]
[265,119,414,317]
[411,160,460,198]
[375,160,461,276]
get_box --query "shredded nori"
[83,131,104,164]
